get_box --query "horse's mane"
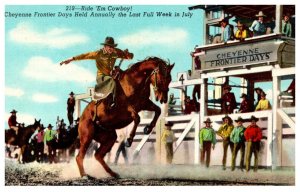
[125,57,167,73]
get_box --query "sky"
[4,5,204,127]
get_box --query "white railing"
[165,114,199,153]
[277,109,295,131]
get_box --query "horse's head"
[149,58,174,103]
[32,118,41,130]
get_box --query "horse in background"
[5,119,41,163]
[76,57,174,178]
[47,119,79,162]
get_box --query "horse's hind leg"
[94,130,119,178]
[76,120,94,178]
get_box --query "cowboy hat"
[219,18,229,24]
[235,116,244,123]
[250,115,259,122]
[254,87,263,92]
[236,21,244,27]
[222,115,232,122]
[240,93,247,98]
[101,36,118,47]
[256,11,266,17]
[261,92,267,97]
[165,121,173,127]
[47,124,53,128]
[69,91,75,95]
[10,109,17,113]
[223,85,232,91]
[203,118,212,123]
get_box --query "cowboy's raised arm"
[60,51,98,65]
[60,57,74,65]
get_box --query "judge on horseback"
[8,109,19,135]
[60,36,134,108]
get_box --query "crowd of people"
[212,11,293,44]
[200,115,263,172]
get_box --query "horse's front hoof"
[81,175,89,180]
[143,125,152,134]
[111,172,120,179]
[125,138,132,147]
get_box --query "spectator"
[8,109,19,135]
[244,115,262,172]
[235,21,250,41]
[213,18,233,44]
[192,84,200,103]
[44,124,57,164]
[168,93,176,105]
[266,17,276,34]
[221,85,237,114]
[183,96,199,114]
[161,121,176,164]
[239,93,252,113]
[216,115,234,170]
[199,118,216,168]
[254,87,264,107]
[250,11,267,36]
[255,92,272,111]
[282,13,292,37]
[34,125,45,163]
[230,117,246,171]
[67,92,75,126]
[220,18,233,42]
[114,134,128,165]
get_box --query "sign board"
[197,39,282,71]
[177,72,189,84]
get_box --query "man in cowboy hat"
[161,121,176,164]
[60,36,134,108]
[221,85,237,114]
[212,18,233,44]
[219,18,233,43]
[44,124,57,163]
[216,115,234,170]
[238,93,252,113]
[199,118,216,168]
[235,21,250,41]
[230,117,246,171]
[244,115,262,172]
[250,11,267,36]
[255,91,272,111]
[8,109,19,135]
[67,91,75,126]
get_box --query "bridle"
[149,67,159,91]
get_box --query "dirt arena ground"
[5,158,295,186]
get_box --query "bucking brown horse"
[5,119,41,163]
[76,57,174,178]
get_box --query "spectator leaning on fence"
[216,115,234,170]
[161,121,176,164]
[199,118,216,168]
[230,117,246,171]
[244,115,262,172]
